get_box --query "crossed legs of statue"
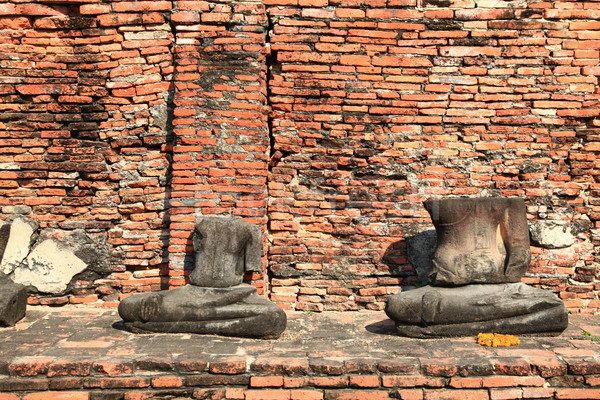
[386,283,568,338]
[119,284,287,339]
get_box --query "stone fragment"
[528,221,577,249]
[41,229,114,283]
[0,217,38,275]
[13,238,87,294]
[385,283,568,338]
[0,221,10,260]
[0,272,27,326]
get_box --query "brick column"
[168,1,270,291]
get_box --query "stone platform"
[0,306,599,400]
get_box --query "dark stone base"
[123,311,286,339]
[385,283,568,338]
[119,284,287,339]
[0,279,27,327]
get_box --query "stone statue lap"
[118,217,287,339]
[385,198,568,338]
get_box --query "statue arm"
[244,224,263,273]
[501,198,531,279]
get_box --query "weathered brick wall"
[0,0,599,312]
[0,0,175,305]
[169,0,270,292]
[265,0,600,313]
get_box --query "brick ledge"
[0,306,599,399]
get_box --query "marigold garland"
[477,332,520,347]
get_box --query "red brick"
[172,11,200,23]
[16,84,77,96]
[366,9,423,19]
[489,388,522,400]
[23,393,88,400]
[424,390,488,400]
[290,390,323,400]
[570,21,600,31]
[349,375,380,387]
[245,390,291,400]
[327,391,391,400]
[80,4,111,15]
[47,361,92,378]
[92,360,133,376]
[449,377,483,389]
[15,4,62,16]
[113,1,172,12]
[336,8,366,19]
[250,376,285,387]
[420,358,458,377]
[9,358,53,377]
[382,376,445,388]
[555,388,600,399]
[309,376,348,388]
[340,55,371,66]
[440,47,502,57]
[151,376,183,388]
[481,376,545,388]
[522,387,554,398]
[191,388,226,399]
[94,377,151,389]
[209,357,247,375]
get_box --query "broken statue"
[0,221,27,326]
[0,271,27,327]
[385,197,568,338]
[118,217,287,339]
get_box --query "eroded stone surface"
[190,216,263,288]
[0,217,38,275]
[14,238,87,294]
[0,221,10,261]
[424,197,531,286]
[41,229,114,284]
[529,221,577,249]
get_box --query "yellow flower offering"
[477,332,520,347]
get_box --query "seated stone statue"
[118,217,287,339]
[386,197,568,338]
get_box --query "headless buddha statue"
[386,198,568,338]
[118,217,287,339]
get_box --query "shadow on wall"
[382,230,437,287]
[159,89,176,290]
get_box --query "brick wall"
[266,0,600,313]
[169,0,270,291]
[0,0,599,312]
